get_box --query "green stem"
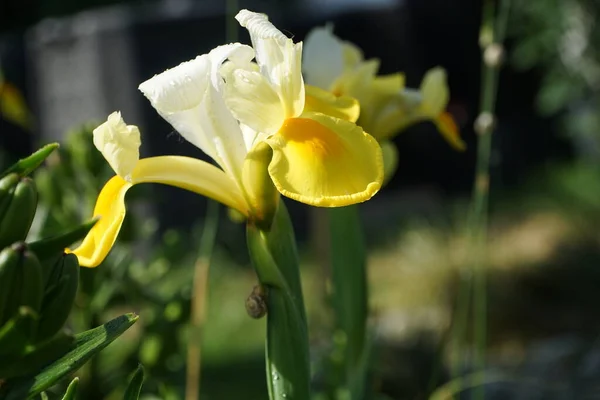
[185,200,220,400]
[461,0,512,397]
[246,202,310,400]
[328,205,369,397]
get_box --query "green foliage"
[60,378,79,400]
[1,314,138,399]
[0,144,140,400]
[123,365,145,400]
[510,0,600,153]
[246,203,310,400]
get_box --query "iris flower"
[69,10,383,267]
[303,25,466,179]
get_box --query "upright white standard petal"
[235,9,305,118]
[138,44,252,182]
[222,68,285,134]
[93,111,141,182]
[303,25,345,90]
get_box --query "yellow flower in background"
[68,10,383,268]
[303,26,466,180]
[0,70,33,131]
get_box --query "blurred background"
[3,0,600,399]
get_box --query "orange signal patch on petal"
[266,112,383,207]
[436,111,466,151]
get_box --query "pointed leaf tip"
[30,218,100,263]
[60,377,79,400]
[1,143,60,178]
[1,313,138,399]
[123,364,145,400]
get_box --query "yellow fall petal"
[420,67,449,117]
[265,112,383,207]
[68,156,248,267]
[380,140,399,185]
[304,85,360,123]
[66,176,131,267]
[436,111,466,151]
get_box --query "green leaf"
[123,364,145,400]
[1,144,59,178]
[246,203,310,400]
[0,313,138,399]
[29,218,99,265]
[60,377,79,400]
[0,307,38,358]
[328,205,369,396]
[0,332,74,379]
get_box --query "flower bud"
[242,141,280,230]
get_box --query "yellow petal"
[372,73,406,95]
[265,112,383,207]
[332,59,379,98]
[436,111,466,151]
[68,156,248,267]
[66,175,132,267]
[381,140,399,185]
[304,85,360,123]
[0,81,32,130]
[92,112,141,181]
[420,67,449,116]
[342,42,364,70]
[358,73,407,137]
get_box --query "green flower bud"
[0,174,38,249]
[242,141,280,231]
[0,243,44,327]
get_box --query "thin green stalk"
[247,202,310,400]
[185,200,220,400]
[226,0,238,42]
[457,0,511,397]
[328,205,369,398]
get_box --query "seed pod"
[245,285,268,319]
[0,243,44,327]
[0,176,38,249]
[0,306,38,358]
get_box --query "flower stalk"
[451,0,512,394]
[246,202,310,400]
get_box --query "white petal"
[138,44,252,182]
[138,55,216,157]
[302,25,345,90]
[93,111,140,181]
[207,43,255,88]
[236,9,305,118]
[420,67,449,116]
[222,67,285,134]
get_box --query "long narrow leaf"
[60,377,79,400]
[329,205,369,395]
[123,364,144,400]
[1,144,59,178]
[1,313,138,399]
